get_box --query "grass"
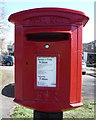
[11,101,95,119]
[64,101,95,118]
[0,71,4,80]
[0,71,7,84]
[11,105,33,118]
[0,72,3,78]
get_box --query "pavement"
[86,67,96,77]
[0,66,15,119]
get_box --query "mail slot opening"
[26,33,70,42]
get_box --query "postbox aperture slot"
[26,33,70,42]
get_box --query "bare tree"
[0,0,5,36]
[0,0,8,55]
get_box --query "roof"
[8,7,89,27]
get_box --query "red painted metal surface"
[8,7,89,112]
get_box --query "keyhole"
[45,44,49,48]
[26,62,28,65]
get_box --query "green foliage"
[11,101,95,119]
[87,63,96,67]
[86,64,94,67]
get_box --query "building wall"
[83,40,96,52]
[83,40,96,63]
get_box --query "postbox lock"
[45,44,49,49]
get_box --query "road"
[0,65,95,119]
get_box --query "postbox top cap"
[8,7,89,26]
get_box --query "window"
[95,43,96,47]
[91,44,94,49]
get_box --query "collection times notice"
[37,57,56,87]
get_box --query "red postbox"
[8,7,89,112]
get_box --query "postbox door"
[22,32,71,102]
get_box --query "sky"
[2,0,94,43]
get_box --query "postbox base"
[14,99,83,112]
[34,110,63,120]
